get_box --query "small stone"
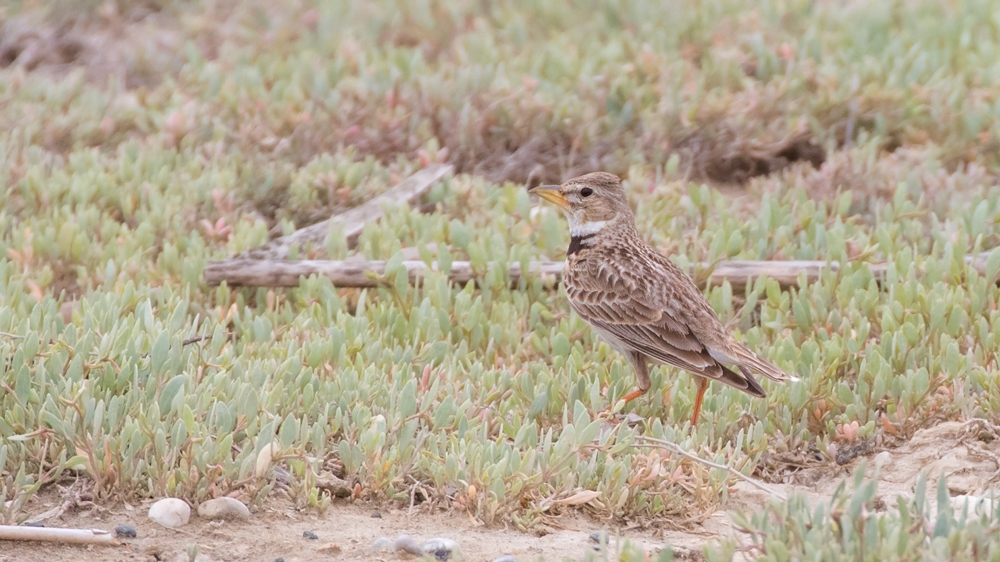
[22,521,44,528]
[589,530,609,549]
[274,466,293,488]
[114,525,137,538]
[370,511,382,518]
[303,530,319,540]
[590,531,608,551]
[492,556,517,562]
[873,451,892,471]
[148,498,191,528]
[623,413,644,426]
[371,537,394,551]
[197,497,250,521]
[274,559,284,562]
[423,538,459,561]
[394,534,424,556]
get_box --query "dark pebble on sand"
[22,522,44,528]
[371,511,382,518]
[114,525,137,538]
[303,530,319,540]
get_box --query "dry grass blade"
[551,490,602,506]
[537,489,603,512]
[957,418,1000,484]
[634,436,787,502]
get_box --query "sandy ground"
[0,496,704,562]
[2,421,998,562]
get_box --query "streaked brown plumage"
[529,172,794,424]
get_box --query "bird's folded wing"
[592,316,746,384]
[570,294,736,382]
[565,255,789,389]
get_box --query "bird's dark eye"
[580,188,593,197]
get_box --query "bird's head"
[528,172,633,237]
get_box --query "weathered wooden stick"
[0,525,118,545]
[232,164,453,260]
[205,259,564,288]
[203,253,994,290]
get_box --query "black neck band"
[567,233,596,256]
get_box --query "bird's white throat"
[568,219,608,237]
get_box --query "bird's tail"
[731,341,798,382]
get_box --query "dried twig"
[181,335,210,346]
[634,436,788,501]
[315,474,353,498]
[232,164,452,260]
[0,331,25,339]
[0,525,118,545]
[24,481,94,525]
[407,475,426,518]
[957,418,1000,484]
[203,253,994,290]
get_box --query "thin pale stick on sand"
[0,525,119,545]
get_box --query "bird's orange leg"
[603,357,651,417]
[601,387,647,418]
[620,388,648,404]
[691,377,709,426]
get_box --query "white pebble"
[951,494,997,516]
[147,498,191,528]
[873,451,892,471]
[423,537,459,561]
[394,534,425,556]
[197,497,250,520]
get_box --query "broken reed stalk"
[203,253,994,290]
[0,525,118,545]
[231,164,452,260]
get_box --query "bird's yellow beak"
[528,184,569,211]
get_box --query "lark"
[529,172,795,425]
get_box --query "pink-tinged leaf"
[553,490,601,506]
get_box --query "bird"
[529,172,795,425]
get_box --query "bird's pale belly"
[587,323,630,355]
